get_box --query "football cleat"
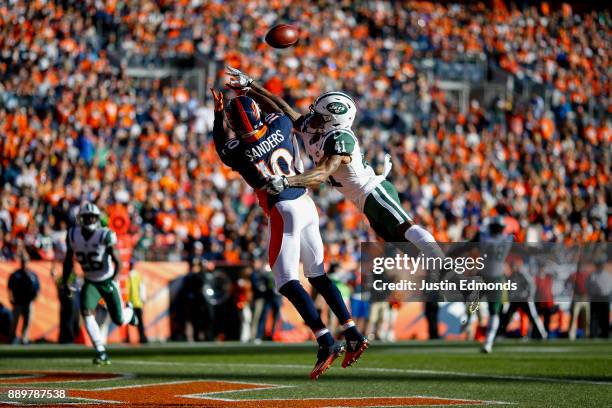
[462,277,481,317]
[342,337,369,368]
[93,351,111,365]
[310,342,345,380]
[481,343,492,354]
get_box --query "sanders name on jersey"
[245,129,285,161]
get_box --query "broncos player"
[210,88,367,379]
[62,203,137,365]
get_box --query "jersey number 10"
[255,148,296,178]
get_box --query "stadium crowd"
[0,0,609,276]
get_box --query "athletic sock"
[485,314,500,349]
[404,225,445,259]
[84,314,105,352]
[122,305,135,325]
[308,275,362,341]
[279,280,333,347]
[340,319,362,341]
[405,225,446,281]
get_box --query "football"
[265,24,299,48]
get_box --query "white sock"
[404,225,445,259]
[84,315,105,352]
[485,314,500,348]
[121,306,134,325]
[314,328,330,339]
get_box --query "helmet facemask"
[79,213,100,232]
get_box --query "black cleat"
[93,351,111,366]
[342,337,369,368]
[310,342,345,380]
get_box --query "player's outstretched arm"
[211,89,228,150]
[249,82,302,123]
[264,154,350,194]
[226,65,302,123]
[210,88,238,168]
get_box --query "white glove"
[225,65,253,90]
[383,153,393,177]
[263,175,289,195]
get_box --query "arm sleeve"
[323,129,356,156]
[104,229,117,247]
[213,111,236,167]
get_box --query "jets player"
[62,203,137,365]
[224,68,465,302]
[468,216,513,354]
[210,89,367,379]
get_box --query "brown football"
[265,24,299,49]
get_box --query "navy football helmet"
[225,95,264,137]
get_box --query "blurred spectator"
[0,302,11,343]
[425,298,440,340]
[235,269,252,343]
[181,259,208,341]
[567,266,591,340]
[51,263,79,344]
[587,263,611,338]
[535,270,558,335]
[499,263,548,339]
[126,261,148,344]
[250,260,281,342]
[8,251,39,344]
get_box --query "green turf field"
[0,340,610,407]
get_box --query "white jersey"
[298,115,385,210]
[67,226,117,282]
[479,230,513,279]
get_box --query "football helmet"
[78,202,101,232]
[225,95,264,138]
[489,215,506,234]
[310,91,356,133]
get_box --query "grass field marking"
[0,373,39,383]
[57,396,123,404]
[115,359,612,386]
[193,395,511,405]
[0,370,133,385]
[180,380,290,401]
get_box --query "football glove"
[263,175,289,195]
[383,153,393,177]
[225,65,253,91]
